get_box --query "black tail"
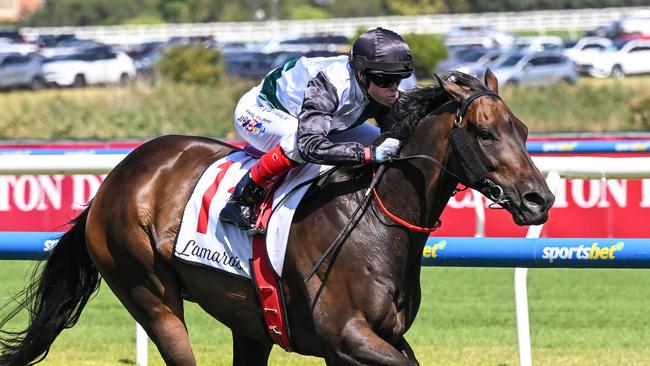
[0,207,100,366]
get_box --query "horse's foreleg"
[324,316,417,366]
[232,331,273,366]
[396,336,419,365]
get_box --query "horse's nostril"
[523,191,545,208]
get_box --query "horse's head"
[436,70,554,225]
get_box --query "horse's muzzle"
[511,189,555,226]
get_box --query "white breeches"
[233,87,379,163]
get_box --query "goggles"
[368,73,403,88]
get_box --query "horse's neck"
[388,111,456,224]
[366,113,456,279]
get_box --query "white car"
[563,37,612,67]
[510,36,564,53]
[42,46,136,87]
[444,25,514,50]
[0,39,39,55]
[579,40,650,78]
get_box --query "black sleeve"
[374,107,394,133]
[296,72,366,165]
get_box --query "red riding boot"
[219,145,298,231]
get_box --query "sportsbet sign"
[541,241,624,263]
[422,238,647,268]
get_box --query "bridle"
[451,89,510,206]
[373,89,510,231]
[305,88,509,283]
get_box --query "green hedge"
[402,33,447,79]
[156,46,224,85]
[628,94,650,130]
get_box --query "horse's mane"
[312,71,487,189]
[389,71,488,140]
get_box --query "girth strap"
[250,179,293,351]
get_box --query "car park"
[486,51,578,87]
[42,46,136,87]
[577,39,650,78]
[0,53,46,90]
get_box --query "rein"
[305,89,508,284]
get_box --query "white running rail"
[19,7,650,44]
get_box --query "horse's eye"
[478,128,494,141]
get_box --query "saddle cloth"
[174,150,332,278]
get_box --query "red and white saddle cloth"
[174,150,331,278]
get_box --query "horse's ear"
[434,73,471,103]
[484,68,499,94]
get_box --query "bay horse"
[0,70,554,365]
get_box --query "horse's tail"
[0,206,100,366]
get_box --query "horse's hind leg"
[89,234,197,365]
[102,260,196,365]
[232,331,273,366]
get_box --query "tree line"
[22,0,648,27]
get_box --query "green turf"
[1,261,649,365]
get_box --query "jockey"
[220,27,414,232]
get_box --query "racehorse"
[0,70,554,366]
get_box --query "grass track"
[2,261,649,365]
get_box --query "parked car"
[577,39,650,78]
[563,37,613,67]
[250,34,351,54]
[585,15,650,40]
[224,49,346,79]
[444,25,514,50]
[133,46,164,82]
[39,40,105,58]
[0,39,38,55]
[0,53,46,90]
[35,34,78,48]
[435,47,502,76]
[510,36,564,53]
[0,28,24,43]
[486,51,578,87]
[42,46,136,87]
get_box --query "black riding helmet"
[350,27,413,79]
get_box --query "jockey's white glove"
[373,138,401,163]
